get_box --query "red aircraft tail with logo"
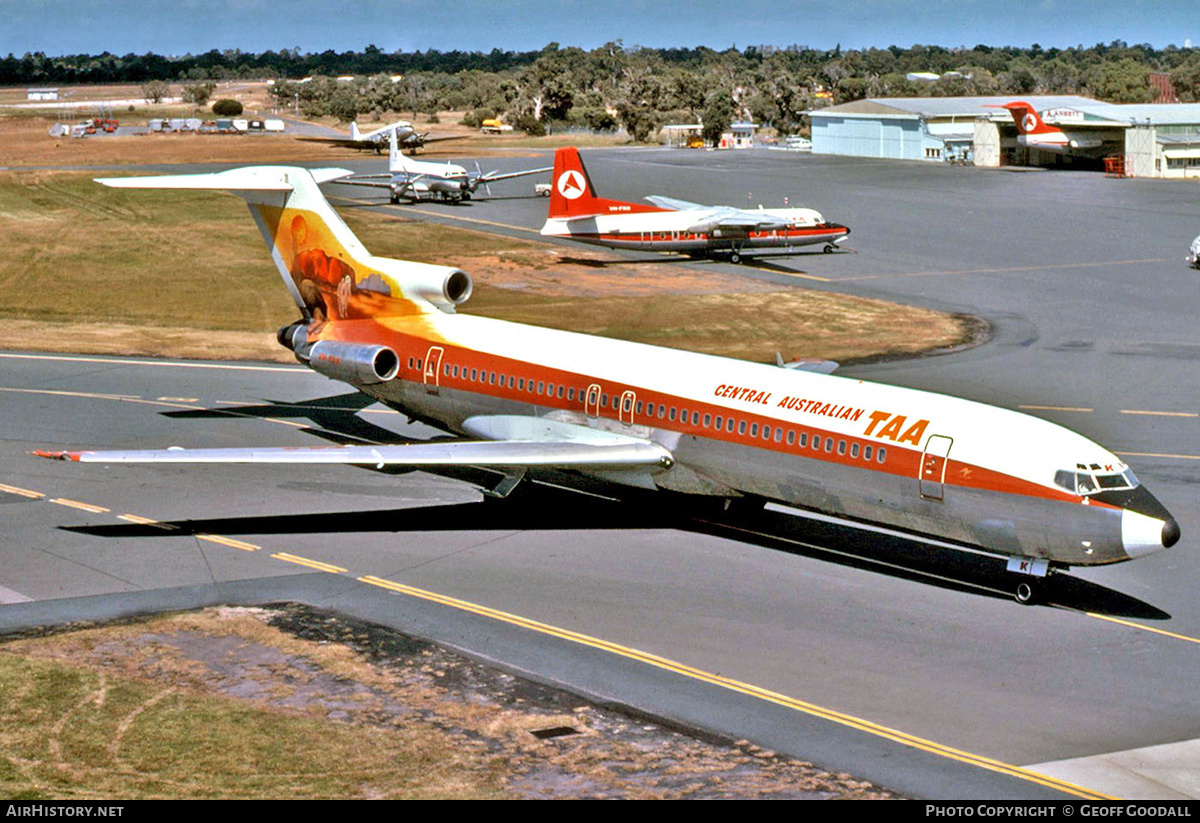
[1001,101,1059,136]
[548,147,665,219]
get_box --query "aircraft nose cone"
[1163,517,1181,549]
[1122,508,1180,558]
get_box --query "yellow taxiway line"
[357,573,1112,799]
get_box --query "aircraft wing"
[479,165,553,184]
[645,195,705,211]
[684,207,791,235]
[296,136,388,151]
[776,352,839,374]
[330,174,396,189]
[35,415,674,472]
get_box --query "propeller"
[474,161,495,197]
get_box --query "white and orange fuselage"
[44,166,1179,580]
[320,305,1172,568]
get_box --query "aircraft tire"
[729,252,742,264]
[824,244,835,253]
[1015,581,1037,605]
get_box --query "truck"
[481,119,514,134]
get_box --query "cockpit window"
[1055,466,1138,495]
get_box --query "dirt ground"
[0,81,555,168]
[2,605,901,799]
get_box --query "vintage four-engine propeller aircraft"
[35,165,1179,604]
[297,120,455,155]
[337,129,551,203]
[540,147,851,263]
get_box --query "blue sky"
[3,0,1197,56]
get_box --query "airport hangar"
[810,94,1200,177]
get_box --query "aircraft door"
[920,435,953,500]
[619,390,636,425]
[585,383,601,418]
[423,346,444,395]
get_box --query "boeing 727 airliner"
[35,165,1179,604]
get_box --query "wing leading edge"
[34,415,674,471]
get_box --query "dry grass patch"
[0,607,899,800]
[0,169,974,364]
[0,609,506,800]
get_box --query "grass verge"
[0,169,974,364]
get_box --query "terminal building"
[809,95,1200,178]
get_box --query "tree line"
[9,41,1200,138]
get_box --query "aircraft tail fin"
[1001,101,1055,135]
[547,147,664,219]
[350,121,362,141]
[96,167,471,320]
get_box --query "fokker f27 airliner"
[36,166,1179,604]
[540,147,851,263]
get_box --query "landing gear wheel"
[729,252,742,264]
[823,243,835,253]
[388,194,399,204]
[1015,581,1037,605]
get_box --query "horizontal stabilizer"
[96,166,353,191]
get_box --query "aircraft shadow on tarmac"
[65,393,1170,621]
[550,252,843,275]
[64,480,1167,621]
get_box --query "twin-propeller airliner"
[540,147,851,263]
[35,165,1179,603]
